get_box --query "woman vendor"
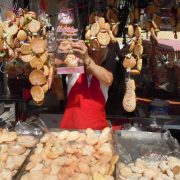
[59,40,113,130]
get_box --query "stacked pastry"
[20,127,119,180]
[0,129,37,180]
[117,156,180,180]
[1,9,53,105]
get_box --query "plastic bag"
[55,0,84,74]
[14,116,49,136]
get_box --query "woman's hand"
[71,40,90,65]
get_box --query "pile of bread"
[0,9,53,105]
[0,128,37,180]
[20,127,119,180]
[85,11,119,50]
[117,156,180,180]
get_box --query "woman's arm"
[85,56,113,87]
[71,40,113,87]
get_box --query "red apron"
[59,73,108,130]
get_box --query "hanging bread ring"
[0,24,3,39]
[30,56,44,70]
[30,85,44,103]
[97,17,105,30]
[28,19,41,33]
[41,82,49,93]
[134,26,141,39]
[20,54,33,63]
[104,23,111,32]
[127,25,134,38]
[0,39,4,51]
[90,22,100,37]
[134,44,143,56]
[123,54,136,69]
[97,32,110,46]
[17,30,28,42]
[29,70,46,86]
[20,44,31,55]
[6,35,15,49]
[4,11,16,22]
[5,24,18,36]
[31,38,46,54]
[40,51,48,64]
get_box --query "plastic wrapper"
[55,0,84,74]
[14,116,49,136]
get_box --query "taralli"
[42,82,49,93]
[20,54,33,63]
[97,32,111,46]
[134,26,141,38]
[30,56,44,70]
[28,19,41,33]
[97,17,105,30]
[31,38,46,54]
[4,11,16,22]
[134,44,143,56]
[30,85,45,102]
[128,25,134,38]
[123,55,136,69]
[29,70,46,86]
[20,44,31,55]
[90,22,100,37]
[17,30,28,42]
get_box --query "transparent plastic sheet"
[114,130,180,179]
[14,116,49,136]
[55,0,85,74]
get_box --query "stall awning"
[143,39,180,52]
[157,39,180,52]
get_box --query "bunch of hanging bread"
[0,9,53,105]
[85,8,119,49]
[122,10,144,112]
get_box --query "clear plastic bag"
[55,0,84,74]
[14,116,49,136]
